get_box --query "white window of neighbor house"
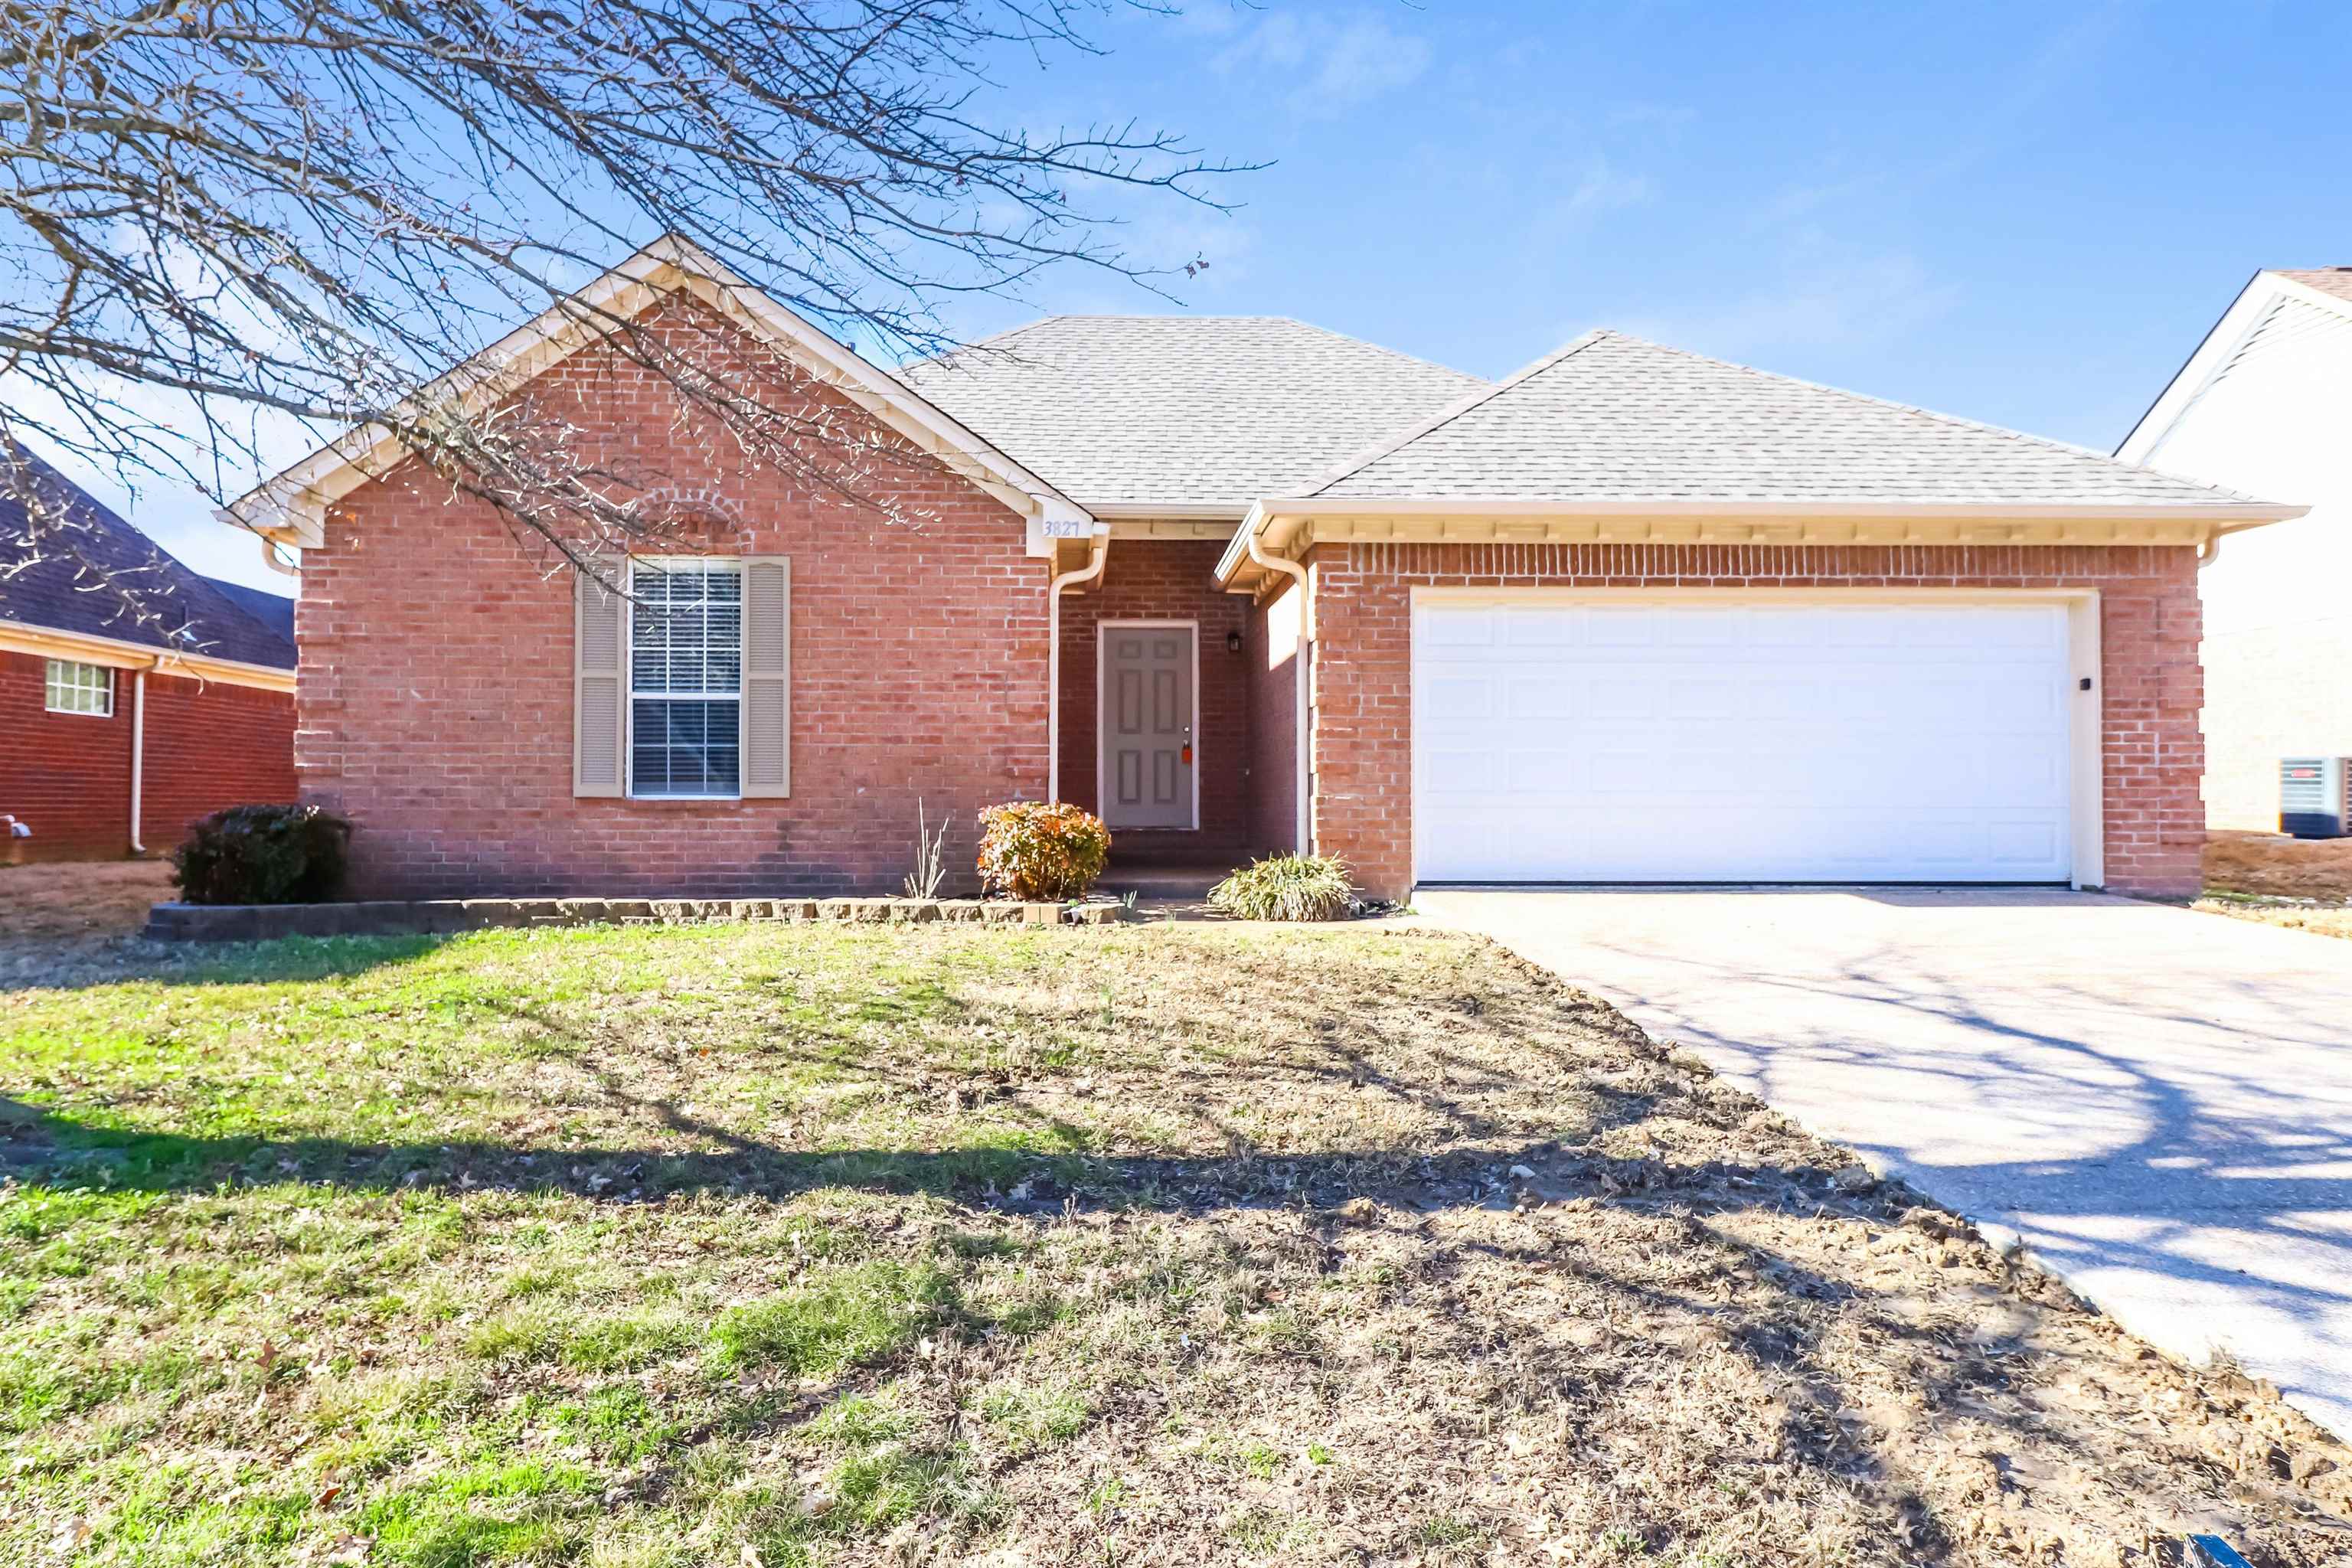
[44,658,114,717]
[627,560,743,799]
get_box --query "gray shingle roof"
[0,446,297,670]
[901,316,1487,510]
[1308,331,2266,508]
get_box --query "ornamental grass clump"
[1208,854,1356,922]
[975,802,1110,901]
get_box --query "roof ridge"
[1301,330,1611,498]
[1580,332,2267,505]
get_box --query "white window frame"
[44,658,115,717]
[625,557,744,802]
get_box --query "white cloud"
[1613,250,1962,363]
[1553,155,1655,224]
[1214,9,1432,116]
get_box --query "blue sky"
[55,0,2352,590]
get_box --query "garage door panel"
[1414,599,2075,884]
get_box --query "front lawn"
[2,924,2346,1566]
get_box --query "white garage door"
[1413,598,2076,884]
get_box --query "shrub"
[975,802,1110,902]
[1208,854,1356,922]
[171,803,351,905]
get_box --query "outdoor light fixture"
[1225,629,1243,654]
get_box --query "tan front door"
[1100,623,1195,828]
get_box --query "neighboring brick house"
[225,237,2300,901]
[2116,267,2352,831]
[2,448,298,863]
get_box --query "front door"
[1100,623,1196,828]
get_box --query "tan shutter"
[740,556,791,797]
[573,564,627,797]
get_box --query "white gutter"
[1243,514,1314,853]
[1231,497,2308,523]
[129,671,147,854]
[1046,532,1109,802]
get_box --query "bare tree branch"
[0,0,1247,620]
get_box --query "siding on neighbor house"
[1053,537,1252,865]
[299,293,1052,899]
[1303,542,2207,903]
[0,648,296,861]
[2134,293,2352,831]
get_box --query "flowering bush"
[975,802,1110,901]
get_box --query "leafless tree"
[0,0,1242,642]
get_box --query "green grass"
[3,920,2341,1565]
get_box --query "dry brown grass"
[2,922,2347,1566]
[2206,830,2352,901]
[0,858,174,943]
[2194,894,2352,941]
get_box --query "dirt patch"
[2206,829,2352,900]
[0,858,173,943]
[3,923,2348,1565]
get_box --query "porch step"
[1102,864,1225,900]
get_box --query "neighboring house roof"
[2118,267,2352,465]
[229,235,1092,554]
[0,446,297,672]
[900,315,1487,514]
[1304,331,2270,510]
[204,577,297,646]
[2273,267,2352,307]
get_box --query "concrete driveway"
[1416,887,2352,1437]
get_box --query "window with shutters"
[628,560,742,798]
[44,658,114,717]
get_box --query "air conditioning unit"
[2279,757,2352,838]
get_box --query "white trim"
[129,671,147,852]
[2116,270,2352,465]
[1211,497,2300,588]
[1404,586,2105,893]
[226,236,1093,551]
[3,620,295,692]
[1094,618,1201,832]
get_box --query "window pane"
[630,564,741,697]
[626,563,742,797]
[43,659,112,716]
[631,697,741,797]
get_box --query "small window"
[44,659,113,717]
[629,560,742,798]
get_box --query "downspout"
[1243,517,1314,853]
[129,670,147,854]
[258,534,299,577]
[1046,533,1109,803]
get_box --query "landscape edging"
[141,895,1115,942]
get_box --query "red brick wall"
[1307,542,2206,901]
[141,673,299,853]
[1246,578,1302,856]
[301,296,1052,898]
[0,650,295,861]
[1054,537,1251,866]
[0,649,131,859]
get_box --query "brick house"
[2,448,298,863]
[2116,267,2352,831]
[226,239,2300,902]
